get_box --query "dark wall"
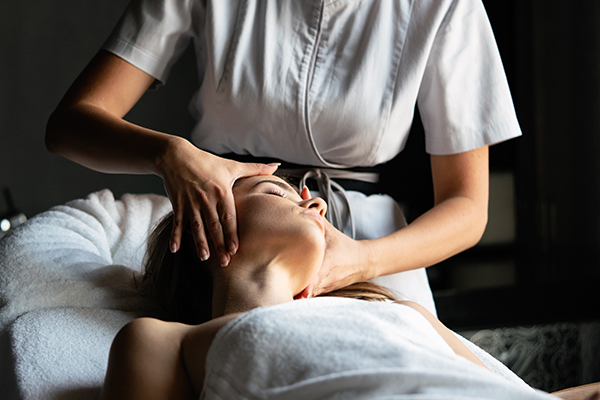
[501,0,600,284]
[528,0,600,280]
[0,0,197,219]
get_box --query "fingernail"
[200,249,209,262]
[267,163,281,167]
[170,243,177,253]
[219,254,229,268]
[229,242,237,256]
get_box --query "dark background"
[1,0,599,328]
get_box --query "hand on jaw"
[295,190,371,299]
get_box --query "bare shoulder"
[395,300,450,333]
[181,313,244,393]
[396,300,431,316]
[112,317,190,351]
[101,318,195,400]
[119,316,169,333]
[120,316,188,336]
[101,314,244,399]
[395,301,489,369]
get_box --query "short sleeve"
[102,0,203,85]
[417,0,521,155]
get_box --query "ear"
[300,186,311,200]
[294,285,312,300]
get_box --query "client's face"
[232,176,327,287]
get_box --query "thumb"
[240,162,280,177]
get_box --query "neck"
[211,261,297,318]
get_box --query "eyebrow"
[250,179,298,195]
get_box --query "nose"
[299,196,327,217]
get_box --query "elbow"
[45,111,60,154]
[467,208,489,249]
[45,108,67,154]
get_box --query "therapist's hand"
[298,207,371,298]
[157,138,279,267]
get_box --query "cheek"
[235,196,325,270]
[236,198,287,244]
[286,235,326,290]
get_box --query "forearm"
[45,51,279,262]
[311,147,488,296]
[359,146,489,280]
[46,103,179,175]
[362,194,487,279]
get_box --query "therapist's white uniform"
[103,0,522,315]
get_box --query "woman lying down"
[100,175,558,400]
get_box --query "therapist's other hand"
[296,191,370,298]
[157,138,279,267]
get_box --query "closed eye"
[265,188,288,198]
[251,179,297,199]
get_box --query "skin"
[304,144,489,297]
[46,50,489,296]
[100,175,488,400]
[45,51,279,267]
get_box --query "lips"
[300,209,324,230]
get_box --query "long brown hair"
[142,213,213,324]
[142,202,400,325]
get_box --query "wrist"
[152,135,187,177]
[356,239,378,282]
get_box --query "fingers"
[294,285,313,300]
[202,196,235,267]
[218,198,238,257]
[300,186,311,200]
[305,283,314,298]
[202,161,278,265]
[259,162,281,175]
[170,206,184,254]
[206,160,278,264]
[240,162,280,178]
[185,184,236,267]
[171,201,232,266]
[189,208,209,261]
[195,161,277,265]
[166,158,279,267]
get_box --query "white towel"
[0,190,557,400]
[0,189,171,330]
[0,189,171,399]
[3,307,136,400]
[203,297,557,399]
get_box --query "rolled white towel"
[0,189,171,330]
